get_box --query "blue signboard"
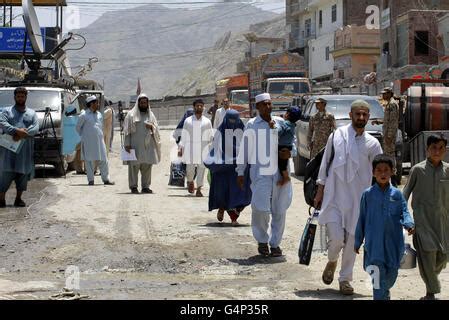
[0,27,46,54]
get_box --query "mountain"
[68,3,280,100]
[164,15,286,97]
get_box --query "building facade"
[332,25,380,80]
[378,0,449,81]
[286,0,380,81]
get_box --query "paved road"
[0,129,448,300]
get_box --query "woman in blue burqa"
[205,109,251,226]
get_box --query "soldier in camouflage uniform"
[307,97,336,158]
[372,87,399,157]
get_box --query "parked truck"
[215,74,250,117]
[248,52,310,116]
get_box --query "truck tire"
[54,160,67,176]
[294,155,307,176]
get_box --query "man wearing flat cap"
[76,95,115,186]
[307,97,336,158]
[373,87,399,159]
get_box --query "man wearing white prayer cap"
[76,95,115,186]
[236,92,295,257]
[255,93,271,104]
[314,99,382,295]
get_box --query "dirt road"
[0,129,448,300]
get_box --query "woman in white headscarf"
[123,93,161,194]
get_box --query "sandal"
[217,209,224,222]
[270,247,283,257]
[258,243,269,256]
[228,210,239,227]
[322,261,337,285]
[339,281,354,296]
[187,182,195,194]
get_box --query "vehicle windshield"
[310,99,384,120]
[231,91,248,105]
[268,82,310,95]
[0,89,60,112]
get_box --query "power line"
[77,3,281,46]
[67,1,257,5]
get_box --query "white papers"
[121,147,137,161]
[0,134,24,153]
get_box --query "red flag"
[136,78,142,95]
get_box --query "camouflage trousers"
[383,143,396,158]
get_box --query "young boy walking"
[403,134,449,300]
[355,154,415,300]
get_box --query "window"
[415,31,430,56]
[267,82,311,95]
[325,46,330,61]
[383,42,390,54]
[0,90,61,112]
[305,18,311,37]
[331,4,337,23]
[308,98,384,120]
[319,10,323,28]
[338,70,345,79]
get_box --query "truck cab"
[266,77,311,117]
[0,86,104,175]
[229,89,249,117]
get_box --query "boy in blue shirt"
[273,106,301,186]
[355,154,415,300]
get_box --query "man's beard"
[15,101,25,107]
[138,107,148,112]
[354,120,367,129]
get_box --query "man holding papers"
[123,93,161,194]
[0,87,39,208]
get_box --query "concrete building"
[237,33,286,73]
[378,0,449,82]
[438,13,449,59]
[332,25,380,80]
[286,0,380,81]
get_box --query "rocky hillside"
[164,15,287,97]
[69,3,282,100]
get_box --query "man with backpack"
[313,100,382,296]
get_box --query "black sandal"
[258,243,269,256]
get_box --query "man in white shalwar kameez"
[178,99,213,197]
[314,99,382,295]
[123,94,161,194]
[76,96,115,186]
[213,98,232,129]
[236,93,295,257]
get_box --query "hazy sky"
[8,0,285,31]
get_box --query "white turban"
[255,93,271,104]
[86,95,97,104]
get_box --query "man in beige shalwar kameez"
[123,94,161,194]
